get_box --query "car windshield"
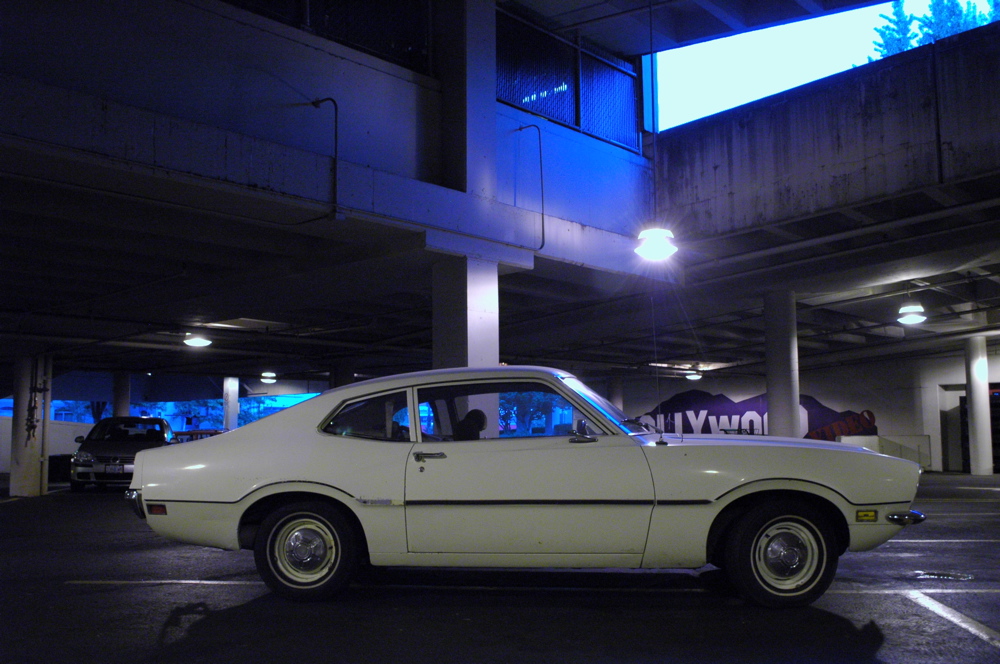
[558,376,658,434]
[86,418,167,443]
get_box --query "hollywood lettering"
[643,390,877,441]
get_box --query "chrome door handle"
[413,451,447,462]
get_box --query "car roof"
[325,365,575,396]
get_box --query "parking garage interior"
[3,0,1000,497]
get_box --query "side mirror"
[569,419,597,443]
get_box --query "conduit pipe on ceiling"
[515,124,546,251]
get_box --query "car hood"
[638,433,922,505]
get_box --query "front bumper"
[124,489,145,519]
[886,509,926,526]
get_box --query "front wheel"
[254,502,357,601]
[723,501,838,608]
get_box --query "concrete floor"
[1,472,998,663]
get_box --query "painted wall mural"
[642,390,877,441]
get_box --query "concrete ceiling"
[3,0,999,394]
[501,1,886,55]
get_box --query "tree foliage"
[873,1,917,57]
[916,0,987,44]
[872,0,997,59]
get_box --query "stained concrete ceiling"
[3,0,999,393]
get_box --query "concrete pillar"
[608,376,624,410]
[435,0,497,198]
[965,336,994,475]
[765,290,801,438]
[329,363,356,389]
[432,256,500,369]
[113,372,131,417]
[222,377,240,431]
[10,357,42,497]
[38,355,52,494]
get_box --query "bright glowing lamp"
[635,228,678,261]
[183,334,212,347]
[685,371,702,381]
[261,371,277,384]
[897,302,926,325]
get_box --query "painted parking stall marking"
[905,590,1000,649]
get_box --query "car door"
[404,379,654,559]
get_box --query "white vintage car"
[126,366,924,607]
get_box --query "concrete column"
[432,256,500,369]
[608,376,624,410]
[765,290,801,438]
[965,336,994,475]
[222,377,240,431]
[10,357,42,497]
[38,355,52,494]
[435,0,497,197]
[113,372,131,417]
[329,363,356,389]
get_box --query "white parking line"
[888,539,1000,543]
[906,590,1000,649]
[66,580,263,586]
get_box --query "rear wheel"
[723,500,838,608]
[254,502,357,601]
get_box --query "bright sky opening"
[656,1,990,130]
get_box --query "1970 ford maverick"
[127,366,924,607]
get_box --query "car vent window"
[323,392,411,441]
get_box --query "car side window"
[417,381,597,441]
[322,392,411,441]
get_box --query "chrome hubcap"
[285,528,329,572]
[754,519,821,591]
[272,516,338,585]
[764,532,806,576]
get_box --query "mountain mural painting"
[642,390,877,441]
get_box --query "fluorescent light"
[261,371,277,384]
[897,303,926,325]
[183,334,212,347]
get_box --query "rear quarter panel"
[133,392,412,552]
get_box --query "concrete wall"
[496,104,651,235]
[620,350,999,472]
[0,418,93,474]
[1,0,441,182]
[657,21,1000,235]
[0,0,651,245]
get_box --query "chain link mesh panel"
[224,1,430,74]
[581,54,640,150]
[497,13,577,127]
[498,12,640,151]
[309,0,430,74]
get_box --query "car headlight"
[72,451,95,464]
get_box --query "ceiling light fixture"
[635,228,678,261]
[685,371,703,381]
[897,302,926,325]
[183,334,212,347]
[261,371,277,384]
